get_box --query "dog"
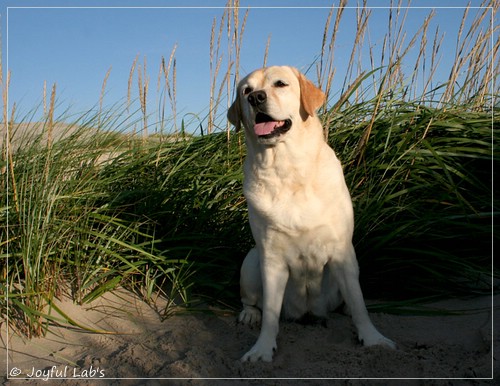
[228,66,395,362]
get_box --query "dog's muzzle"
[247,90,292,139]
[254,113,292,138]
[248,90,267,108]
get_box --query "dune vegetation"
[1,1,498,337]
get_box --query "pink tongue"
[254,121,282,136]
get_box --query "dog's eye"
[274,80,288,88]
[243,87,253,96]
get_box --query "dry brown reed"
[343,4,371,101]
[43,83,56,183]
[46,83,56,150]
[442,2,497,106]
[120,0,495,139]
[421,24,444,103]
[127,54,139,111]
[126,55,139,137]
[1,64,19,213]
[1,55,7,159]
[158,44,178,135]
[98,66,112,129]
[137,57,149,139]
[209,11,225,134]
[410,10,434,100]
[12,1,495,144]
[263,34,271,68]
[228,1,247,110]
[208,0,247,135]
[317,0,345,105]
[43,80,47,116]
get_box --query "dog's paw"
[360,331,396,349]
[238,305,261,326]
[241,340,276,362]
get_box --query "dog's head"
[228,66,325,145]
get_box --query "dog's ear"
[296,70,326,118]
[227,95,242,132]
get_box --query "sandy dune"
[1,289,497,384]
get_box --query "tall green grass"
[1,1,498,337]
[1,110,191,336]
[327,88,495,298]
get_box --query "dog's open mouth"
[254,113,292,138]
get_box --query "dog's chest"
[244,165,326,232]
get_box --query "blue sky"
[1,0,496,134]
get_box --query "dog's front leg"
[330,245,396,349]
[241,257,289,362]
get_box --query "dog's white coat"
[228,66,395,362]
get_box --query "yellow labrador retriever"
[228,66,395,362]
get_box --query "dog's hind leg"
[329,244,395,349]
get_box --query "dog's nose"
[248,90,267,107]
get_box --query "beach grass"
[1,0,498,337]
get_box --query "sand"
[1,289,497,385]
